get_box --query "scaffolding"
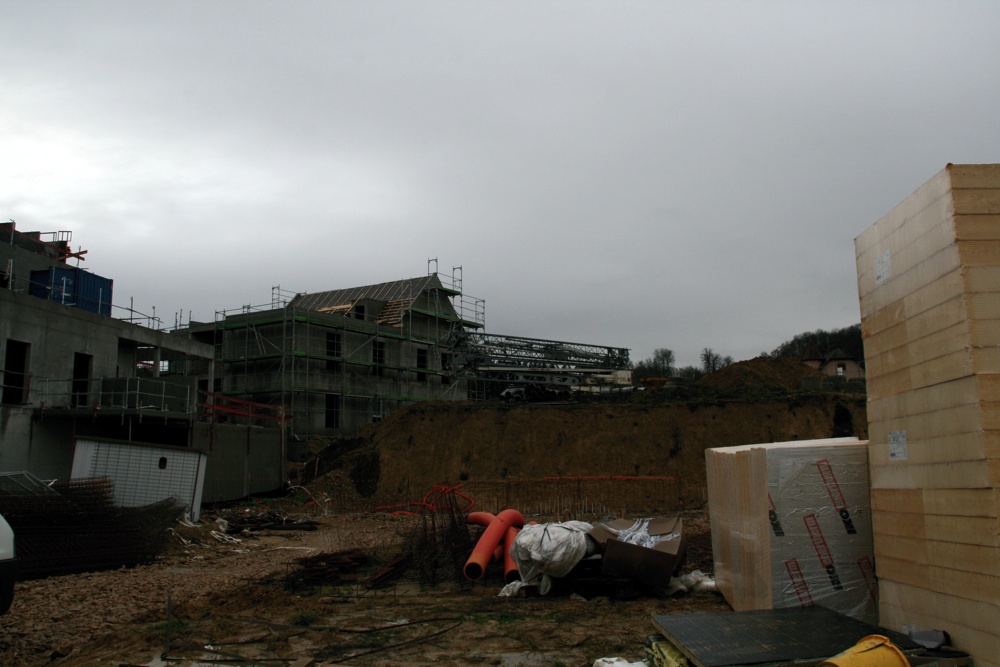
[202,268,485,440]
[193,265,632,439]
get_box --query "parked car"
[0,513,16,615]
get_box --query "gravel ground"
[0,509,724,667]
[0,511,405,666]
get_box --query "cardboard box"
[588,517,686,591]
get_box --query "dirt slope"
[370,397,865,506]
[309,359,867,508]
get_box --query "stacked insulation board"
[855,163,1000,666]
[706,437,877,624]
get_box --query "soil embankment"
[306,357,868,509]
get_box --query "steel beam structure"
[450,332,630,380]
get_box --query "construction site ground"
[0,357,867,667]
[1,507,726,667]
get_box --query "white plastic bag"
[668,569,717,595]
[499,521,594,596]
[592,658,648,667]
[603,517,678,548]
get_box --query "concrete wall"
[28,418,75,478]
[0,229,66,289]
[1,283,215,481]
[193,421,284,503]
[0,407,88,478]
[0,407,33,471]
[1,288,214,398]
[2,288,123,392]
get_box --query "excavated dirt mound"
[698,356,825,390]
[304,358,867,511]
[369,398,865,507]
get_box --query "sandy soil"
[311,358,866,511]
[0,507,726,667]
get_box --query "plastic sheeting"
[500,520,594,596]
[602,517,680,549]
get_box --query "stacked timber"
[855,163,1000,666]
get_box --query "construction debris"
[263,550,371,594]
[0,473,185,578]
[210,506,322,534]
[361,554,412,589]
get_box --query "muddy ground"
[0,358,867,667]
[1,506,726,667]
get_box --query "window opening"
[373,341,385,376]
[326,332,342,371]
[416,348,428,382]
[2,339,30,404]
[325,393,341,429]
[72,352,93,408]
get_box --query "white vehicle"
[0,513,15,615]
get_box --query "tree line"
[632,347,735,382]
[631,324,863,383]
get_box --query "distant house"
[801,345,865,380]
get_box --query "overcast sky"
[2,2,998,367]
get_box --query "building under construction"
[1,221,284,510]
[186,267,483,441]
[3,217,630,515]
[186,264,631,442]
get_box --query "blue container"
[29,267,114,316]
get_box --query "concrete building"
[0,222,285,513]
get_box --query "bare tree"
[632,348,677,381]
[700,348,734,374]
[675,365,703,380]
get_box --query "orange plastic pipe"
[467,512,503,564]
[503,525,521,584]
[466,511,495,526]
[463,509,525,580]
